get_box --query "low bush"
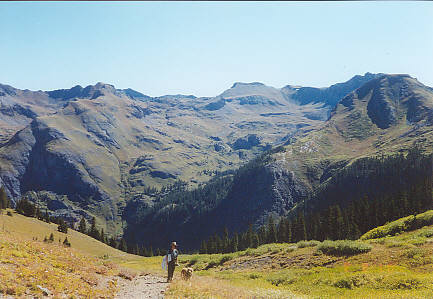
[297,240,320,248]
[317,240,372,256]
[361,210,433,240]
[218,255,233,265]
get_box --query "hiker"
[166,241,179,282]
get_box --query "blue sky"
[0,2,432,96]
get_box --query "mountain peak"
[230,82,265,89]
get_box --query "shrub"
[361,210,433,240]
[419,229,433,238]
[205,260,218,270]
[248,273,261,279]
[297,240,320,248]
[187,257,198,267]
[6,211,12,217]
[218,255,233,265]
[63,237,71,247]
[317,240,372,256]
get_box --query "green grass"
[361,210,433,240]
[317,240,372,256]
[3,210,433,298]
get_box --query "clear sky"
[1,2,432,97]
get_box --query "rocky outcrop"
[231,134,261,150]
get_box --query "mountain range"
[1,72,432,242]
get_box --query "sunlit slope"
[0,210,131,260]
[163,211,433,298]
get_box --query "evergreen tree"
[16,198,36,217]
[78,217,87,234]
[246,224,254,248]
[100,228,105,242]
[118,238,127,252]
[0,187,9,210]
[231,232,239,252]
[277,218,287,243]
[57,218,68,233]
[252,233,259,248]
[44,210,50,223]
[266,215,277,244]
[89,217,99,239]
[148,246,154,257]
[293,213,307,241]
[258,226,266,245]
[222,227,230,253]
[200,240,208,254]
[109,237,117,248]
[63,237,71,247]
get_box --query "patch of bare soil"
[115,273,167,299]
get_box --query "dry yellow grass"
[0,232,118,297]
[0,210,156,297]
[0,210,131,260]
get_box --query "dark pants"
[167,261,176,282]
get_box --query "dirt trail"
[115,274,167,299]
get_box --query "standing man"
[166,241,179,282]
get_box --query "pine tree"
[15,198,36,217]
[0,187,8,210]
[109,237,117,248]
[277,218,287,243]
[252,233,259,248]
[89,217,99,239]
[200,240,208,254]
[63,237,71,247]
[267,215,277,244]
[293,213,307,241]
[100,228,105,242]
[246,224,254,248]
[223,227,230,253]
[231,232,239,252]
[215,234,223,253]
[44,210,50,223]
[57,218,68,233]
[118,238,127,252]
[148,246,154,257]
[258,226,266,245]
[78,217,87,234]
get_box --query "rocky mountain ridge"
[0,73,390,234]
[123,74,433,249]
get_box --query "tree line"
[200,148,432,254]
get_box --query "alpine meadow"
[1,2,433,298]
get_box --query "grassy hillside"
[0,210,130,260]
[0,210,159,297]
[2,209,433,297]
[159,212,433,298]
